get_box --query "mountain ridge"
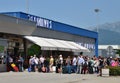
[88,21,120,45]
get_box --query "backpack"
[83,61,88,67]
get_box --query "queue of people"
[6,52,120,75]
[54,54,120,75]
[28,55,54,73]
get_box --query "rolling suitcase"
[11,63,19,72]
[62,66,67,74]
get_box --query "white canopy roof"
[25,36,90,52]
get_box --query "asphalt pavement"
[0,72,120,83]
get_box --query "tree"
[27,44,41,56]
[116,49,120,56]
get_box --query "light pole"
[94,9,100,32]
[26,0,29,13]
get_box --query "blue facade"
[1,12,98,56]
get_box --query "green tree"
[27,44,41,56]
[0,46,4,52]
[116,49,120,56]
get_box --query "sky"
[0,0,120,29]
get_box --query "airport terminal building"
[0,12,98,71]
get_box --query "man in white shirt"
[76,55,84,74]
[72,56,77,73]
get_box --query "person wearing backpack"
[81,57,88,74]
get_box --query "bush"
[106,66,120,76]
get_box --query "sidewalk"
[0,72,120,83]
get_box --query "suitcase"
[56,66,59,73]
[28,67,31,72]
[62,66,68,74]
[11,63,19,72]
[88,67,93,74]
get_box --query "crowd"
[6,53,120,76]
[28,55,54,72]
[27,54,120,75]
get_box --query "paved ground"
[0,72,120,83]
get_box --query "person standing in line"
[93,58,99,73]
[18,55,24,72]
[58,54,63,73]
[29,56,33,72]
[34,55,39,72]
[8,55,14,71]
[76,55,84,74]
[39,55,45,67]
[72,55,77,73]
[81,57,88,74]
[88,57,94,74]
[29,56,35,72]
[66,56,71,74]
[98,56,104,76]
[49,55,54,72]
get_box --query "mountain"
[88,21,120,45]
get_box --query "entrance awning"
[24,36,90,52]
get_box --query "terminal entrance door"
[0,38,7,72]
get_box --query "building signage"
[76,42,95,50]
[28,15,52,29]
